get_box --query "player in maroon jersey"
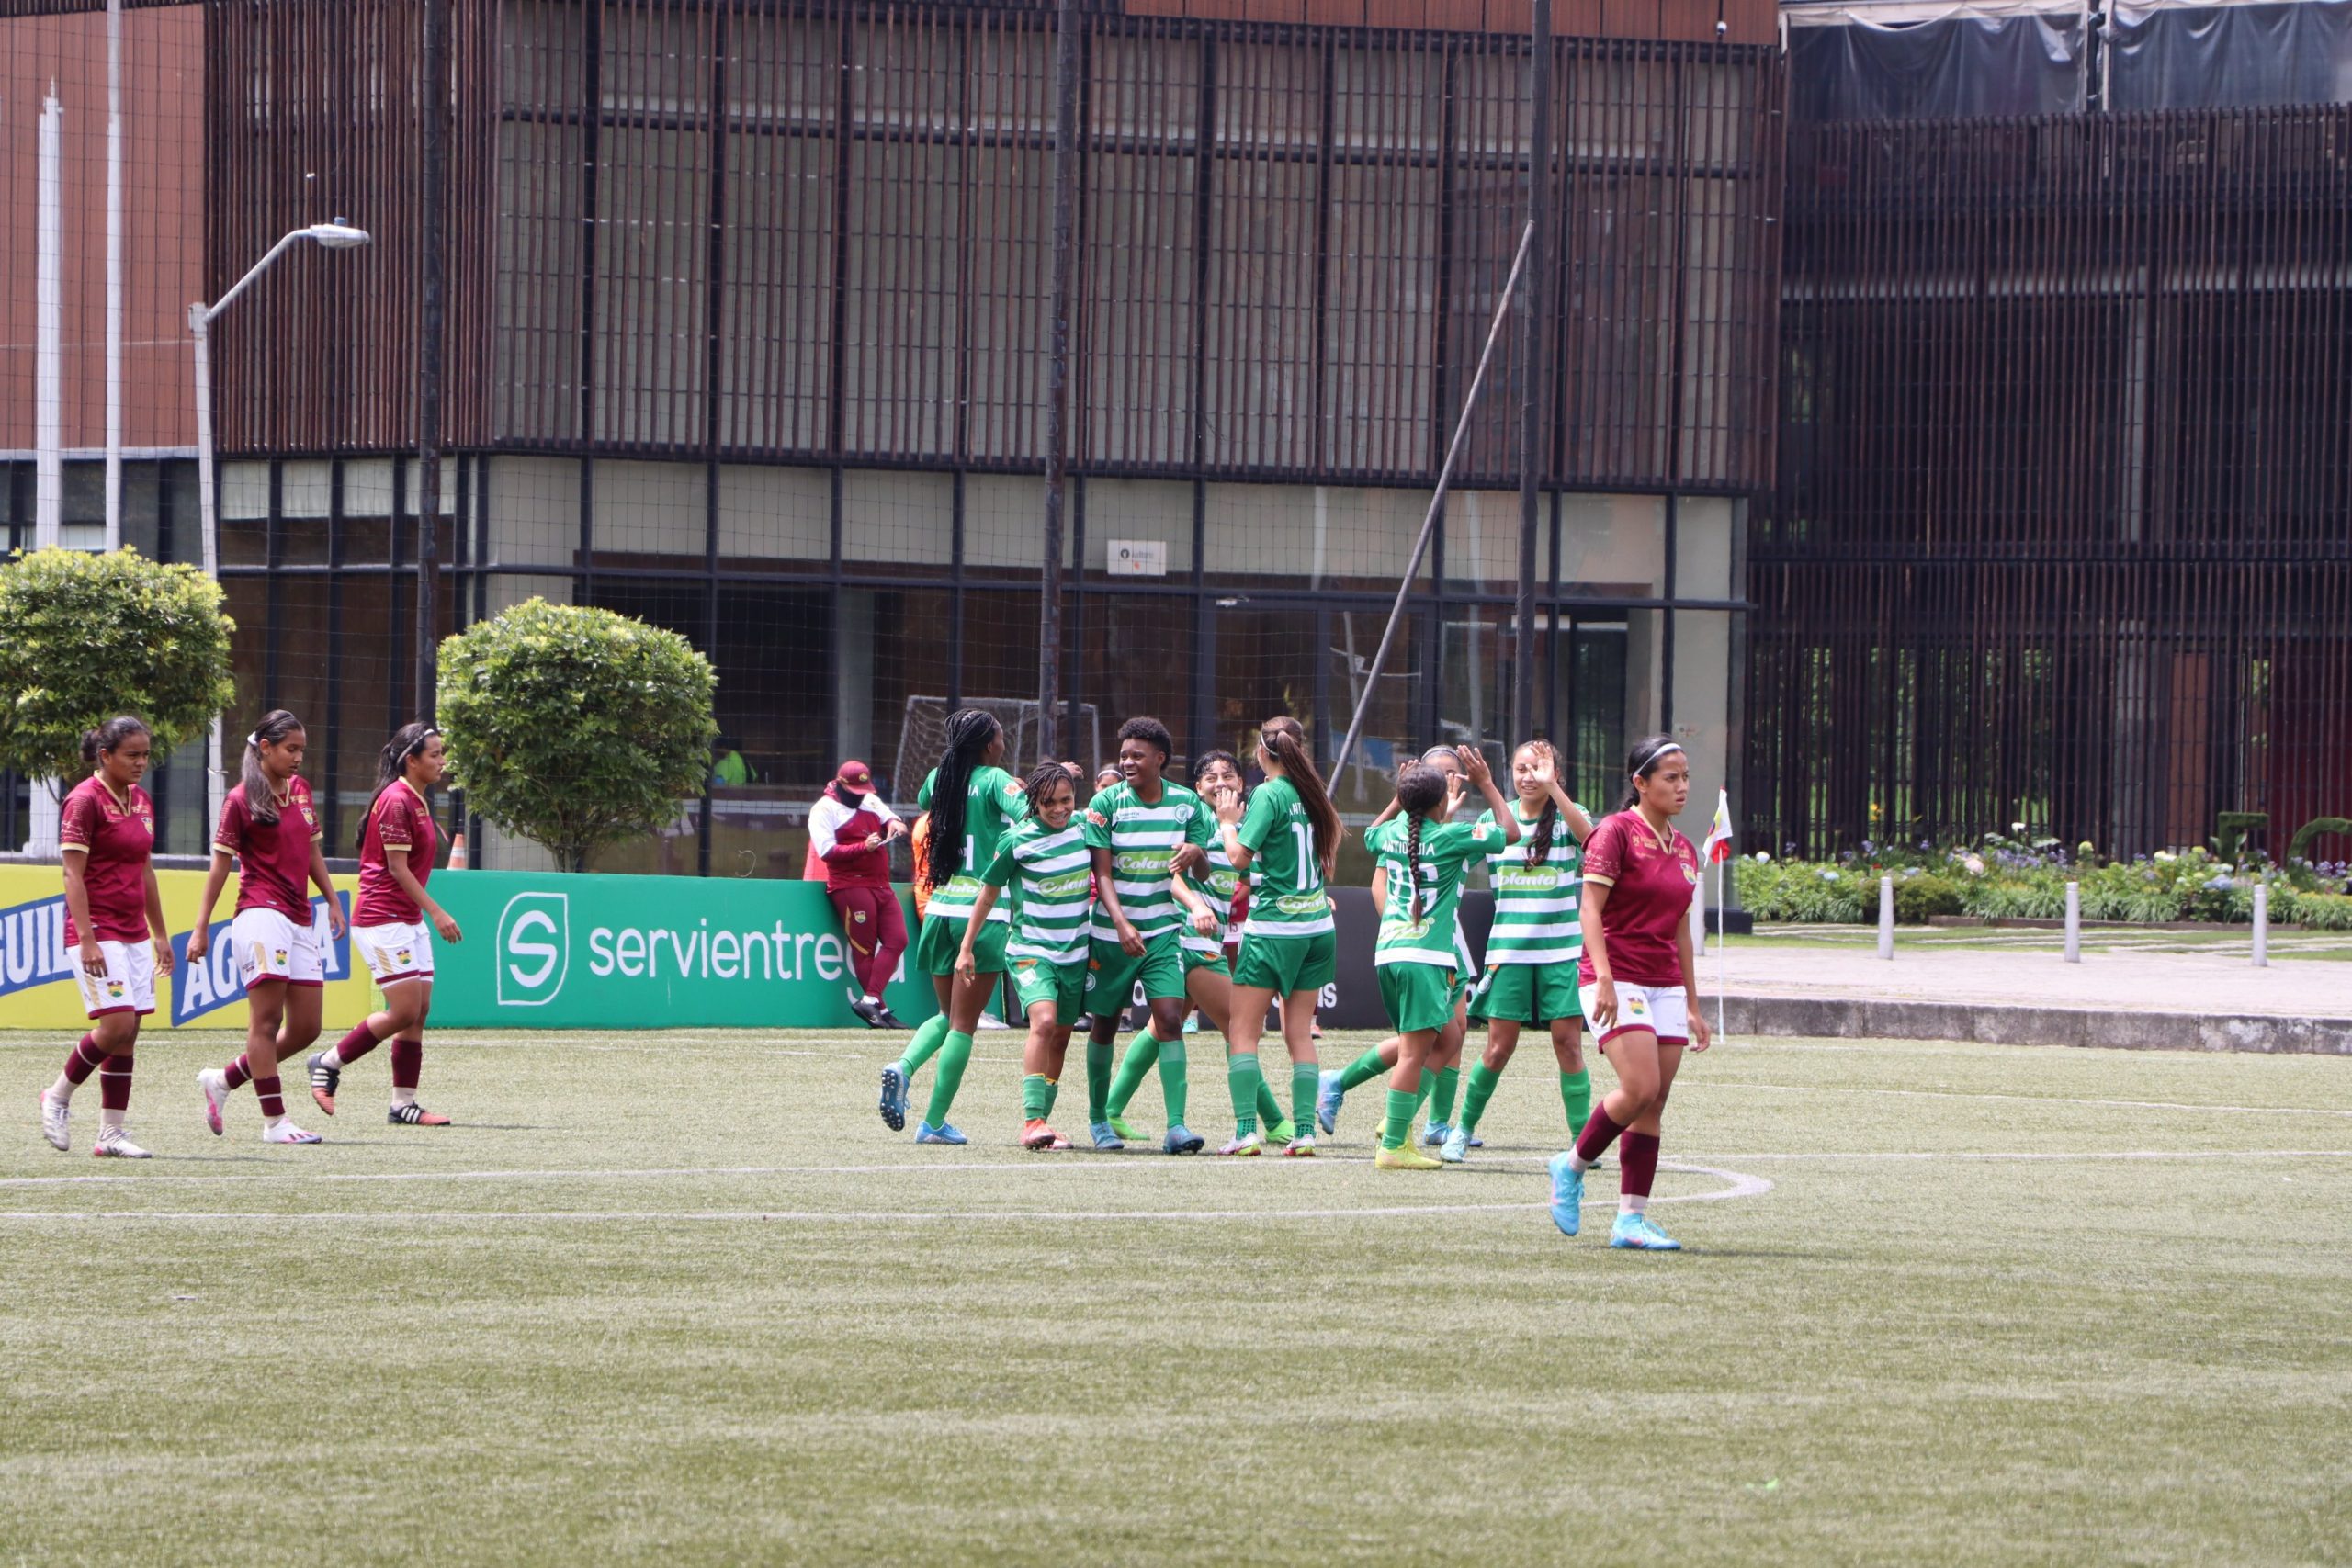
[38,717,173,1158]
[188,710,346,1145]
[309,722,464,1124]
[811,759,910,1027]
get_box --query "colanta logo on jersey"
[1035,871,1091,899]
[1272,892,1329,916]
[1495,865,1565,892]
[497,892,570,1007]
[1112,850,1171,875]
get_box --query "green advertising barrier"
[428,871,938,1030]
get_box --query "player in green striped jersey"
[1362,753,1517,1168]
[958,764,1094,1152]
[1212,716,1345,1156]
[1447,739,1596,1162]
[877,710,1029,1146]
[1083,717,1216,1155]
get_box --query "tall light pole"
[189,220,370,830]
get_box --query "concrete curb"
[1724,995,2352,1055]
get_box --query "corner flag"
[1701,787,1735,863]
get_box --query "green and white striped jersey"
[1366,817,1502,968]
[917,764,1027,923]
[1475,796,1586,966]
[1083,779,1212,942]
[1182,795,1242,954]
[980,818,1093,964]
[1235,776,1335,937]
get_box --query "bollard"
[1690,874,1707,957]
[2253,883,2269,968]
[1877,875,1894,960]
[2064,881,2081,964]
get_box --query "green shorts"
[1232,931,1338,996]
[1181,944,1232,980]
[914,911,1008,977]
[1011,955,1088,1024]
[1377,961,1458,1035]
[1082,929,1189,1010]
[1467,963,1584,1026]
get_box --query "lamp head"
[301,220,371,250]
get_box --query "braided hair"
[1260,716,1344,875]
[922,709,1002,892]
[1517,739,1562,868]
[1617,733,1685,813]
[1392,762,1448,926]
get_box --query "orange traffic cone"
[447,830,469,870]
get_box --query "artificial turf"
[3,1027,2347,1565]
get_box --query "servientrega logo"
[497,892,569,1007]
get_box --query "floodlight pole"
[1037,0,1080,765]
[1510,0,1553,749]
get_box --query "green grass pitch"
[4,1026,2347,1565]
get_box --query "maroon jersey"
[356,778,438,925]
[59,776,156,943]
[215,776,322,921]
[821,806,892,891]
[1577,809,1700,988]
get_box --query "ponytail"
[82,715,150,767]
[241,709,304,826]
[923,708,1001,892]
[1260,716,1344,875]
[1518,739,1560,868]
[358,722,439,848]
[1617,733,1685,814]
[1391,762,1448,926]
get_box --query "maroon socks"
[331,1021,383,1066]
[1619,1132,1660,1201]
[98,1051,134,1113]
[62,1033,107,1086]
[1573,1102,1627,1168]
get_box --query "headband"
[402,727,442,760]
[1633,739,1685,773]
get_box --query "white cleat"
[92,1125,152,1159]
[39,1089,71,1152]
[262,1119,323,1145]
[197,1068,230,1136]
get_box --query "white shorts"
[1579,980,1689,1047]
[232,907,325,987]
[63,939,157,1019]
[353,921,435,987]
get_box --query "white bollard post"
[2064,881,2081,964]
[2252,883,2269,968]
[1690,874,1707,957]
[1877,875,1894,960]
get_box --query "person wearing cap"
[811,761,910,1027]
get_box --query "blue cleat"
[1090,1121,1125,1152]
[878,1066,908,1132]
[1422,1121,1451,1148]
[1546,1150,1585,1236]
[1163,1123,1205,1156]
[914,1121,967,1145]
[1316,1072,1343,1135]
[1610,1213,1682,1251]
[1440,1124,1471,1165]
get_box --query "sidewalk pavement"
[1703,938,2352,1055]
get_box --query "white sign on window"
[1106,539,1169,578]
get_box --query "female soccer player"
[957,763,1092,1150]
[812,759,910,1027]
[1447,739,1595,1163]
[878,709,1027,1145]
[308,723,463,1126]
[38,716,171,1158]
[1212,716,1344,1156]
[190,710,345,1145]
[1363,753,1516,1168]
[1546,734,1711,1249]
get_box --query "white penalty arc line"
[0,1161,1770,1224]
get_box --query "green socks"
[1157,1035,1190,1127]
[1255,1078,1285,1133]
[1022,1073,1057,1121]
[1560,1068,1592,1137]
[1380,1087,1419,1150]
[897,1013,951,1079]
[1339,1047,1387,1093]
[1431,1066,1461,1124]
[1227,1053,1263,1137]
[1460,1060,1503,1134]
[1104,1031,1160,1119]
[1087,1041,1114,1123]
[1291,1062,1318,1140]
[922,1031,973,1128]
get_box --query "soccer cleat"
[387,1103,451,1126]
[1021,1118,1072,1151]
[1089,1121,1125,1152]
[1182,1012,1200,1035]
[1316,1072,1343,1135]
[197,1068,229,1136]
[92,1125,151,1159]
[1375,1142,1442,1171]
[1547,1151,1585,1236]
[1162,1123,1205,1156]
[914,1121,967,1145]
[1283,1134,1317,1158]
[1267,1117,1296,1146]
[1610,1213,1681,1251]
[307,1051,341,1115]
[39,1089,70,1152]
[849,997,886,1028]
[262,1120,323,1145]
[877,1065,908,1133]
[875,1006,910,1030]
[1218,1131,1264,1156]
[1105,1113,1141,1143]
[1440,1125,1471,1164]
[976,1012,1012,1032]
[1422,1122,1451,1148]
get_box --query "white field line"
[1716,1082,2352,1118]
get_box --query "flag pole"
[1715,856,1726,1045]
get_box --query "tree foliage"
[438,598,718,873]
[0,547,237,784]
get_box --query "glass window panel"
[1671,608,1735,801]
[1676,496,1736,602]
[964,473,1057,573]
[841,468,952,567]
[1558,493,1665,597]
[590,460,707,565]
[1441,490,1525,596]
[486,456,582,570]
[1083,476,1192,580]
[1556,615,1630,810]
[718,464,829,570]
[1204,482,1429,592]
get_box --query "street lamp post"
[188,220,369,830]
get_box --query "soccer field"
[4,1028,2347,1566]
